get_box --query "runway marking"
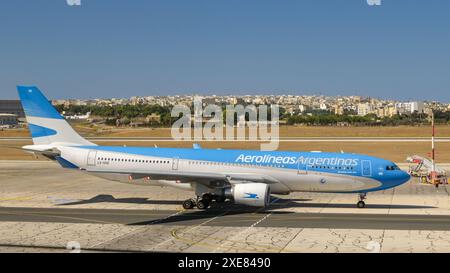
[90,209,186,249]
[146,209,186,225]
[5,207,450,252]
[212,198,279,253]
[279,228,305,253]
[169,224,296,253]
[162,198,312,253]
[153,209,231,252]
[318,195,336,213]
[169,226,299,253]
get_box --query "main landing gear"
[182,199,196,210]
[356,193,367,208]
[182,193,218,210]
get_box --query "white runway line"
[212,198,280,253]
[147,210,231,251]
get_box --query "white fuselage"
[59,146,383,194]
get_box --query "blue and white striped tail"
[17,86,94,146]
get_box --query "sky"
[0,0,449,101]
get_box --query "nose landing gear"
[356,193,367,208]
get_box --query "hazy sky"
[0,0,449,101]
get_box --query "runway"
[2,161,450,252]
[2,136,450,142]
[2,206,450,231]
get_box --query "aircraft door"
[172,157,179,170]
[361,160,372,176]
[87,150,97,166]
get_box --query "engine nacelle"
[226,183,271,207]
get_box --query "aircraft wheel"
[197,199,210,210]
[357,201,366,209]
[182,199,195,210]
[202,193,213,202]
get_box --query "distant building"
[65,112,91,120]
[298,105,307,113]
[285,106,295,115]
[334,105,344,115]
[375,108,385,118]
[0,113,18,128]
[319,103,328,110]
[385,106,397,117]
[0,100,25,118]
[146,113,161,123]
[357,103,373,116]
[395,102,424,114]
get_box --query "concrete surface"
[1,160,450,253]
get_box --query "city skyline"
[51,93,449,119]
[50,93,447,104]
[2,89,450,104]
[1,1,449,101]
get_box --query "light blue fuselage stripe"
[72,145,409,193]
[77,146,392,180]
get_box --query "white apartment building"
[395,102,424,114]
[357,103,373,116]
[298,105,307,113]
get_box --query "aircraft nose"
[396,171,411,185]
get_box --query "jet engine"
[225,183,271,207]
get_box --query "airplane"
[65,111,91,120]
[17,86,411,210]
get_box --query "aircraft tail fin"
[17,86,95,146]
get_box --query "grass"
[2,125,450,138]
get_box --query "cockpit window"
[386,165,400,171]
